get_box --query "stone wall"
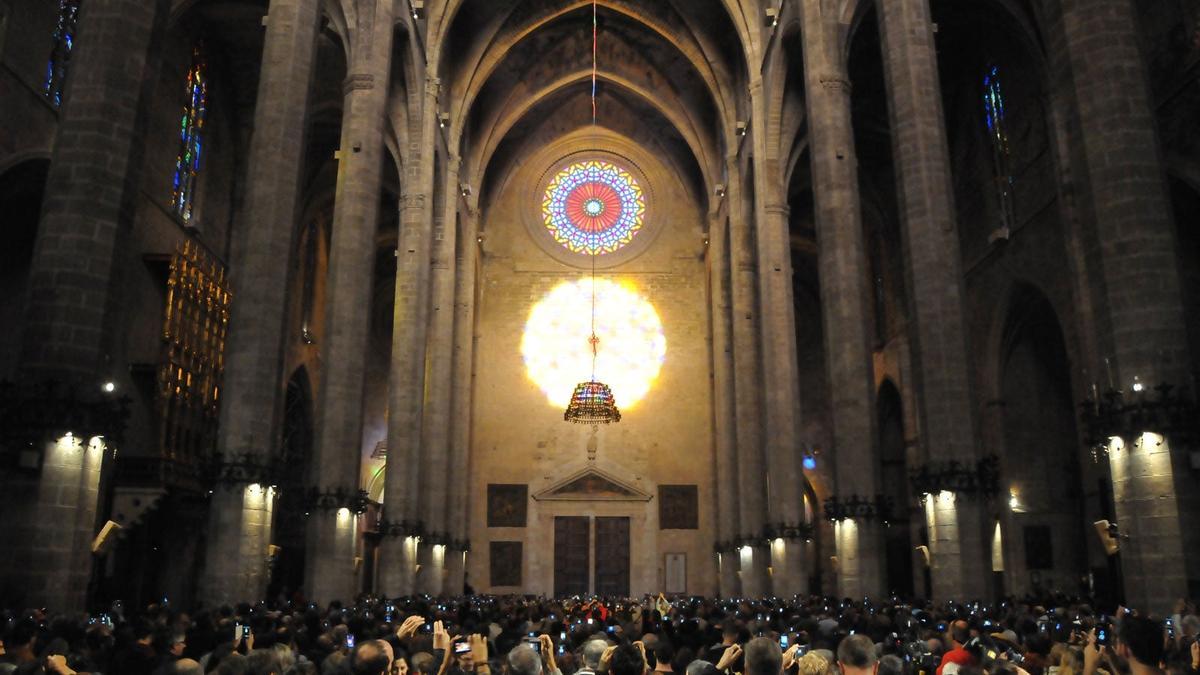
[467,130,717,596]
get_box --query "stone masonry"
[875,0,988,601]
[8,0,170,612]
[202,0,322,605]
[799,0,884,598]
[1054,0,1199,612]
[306,0,394,604]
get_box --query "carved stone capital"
[764,522,815,541]
[344,73,375,94]
[378,517,424,539]
[819,74,852,94]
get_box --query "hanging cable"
[592,0,598,126]
[589,0,599,380]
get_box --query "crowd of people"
[0,594,1196,675]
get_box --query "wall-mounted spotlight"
[714,184,726,198]
[735,121,748,137]
[438,112,450,129]
[411,0,424,20]
[460,182,473,197]
[764,7,778,28]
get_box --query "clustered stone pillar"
[378,75,440,597]
[445,204,480,597]
[200,0,321,605]
[708,211,742,598]
[799,0,884,598]
[2,0,170,611]
[305,0,394,604]
[726,155,769,596]
[416,156,461,595]
[1053,0,1197,613]
[749,81,808,596]
[875,0,988,601]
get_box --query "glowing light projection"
[542,160,646,255]
[522,279,665,409]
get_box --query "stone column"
[445,205,480,596]
[749,81,807,596]
[726,155,768,597]
[416,158,460,595]
[3,0,169,612]
[199,0,321,605]
[378,75,439,597]
[305,0,394,604]
[875,0,987,601]
[20,0,164,379]
[709,212,741,597]
[1052,0,1196,612]
[799,0,883,598]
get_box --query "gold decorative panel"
[158,241,231,468]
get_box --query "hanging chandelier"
[564,0,621,425]
[564,335,621,424]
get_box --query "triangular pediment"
[533,467,652,502]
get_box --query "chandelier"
[564,0,621,425]
[565,336,621,424]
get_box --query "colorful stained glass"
[983,65,1015,230]
[983,65,1010,158]
[172,45,208,223]
[542,160,646,255]
[44,0,81,107]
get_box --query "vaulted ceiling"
[431,0,750,210]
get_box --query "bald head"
[509,644,544,675]
[583,639,610,669]
[948,620,970,648]
[172,658,204,675]
[354,639,395,675]
[836,635,878,675]
[744,637,782,675]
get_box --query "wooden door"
[594,516,630,597]
[554,516,590,597]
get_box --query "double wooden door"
[553,516,630,597]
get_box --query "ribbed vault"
[434,0,748,217]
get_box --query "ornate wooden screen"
[158,241,230,474]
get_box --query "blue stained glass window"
[983,65,1015,230]
[172,44,208,223]
[45,0,81,107]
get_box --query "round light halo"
[521,279,666,410]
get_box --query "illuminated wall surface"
[521,278,666,408]
[469,132,715,596]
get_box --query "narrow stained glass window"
[983,64,1015,231]
[45,0,81,107]
[172,44,208,223]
